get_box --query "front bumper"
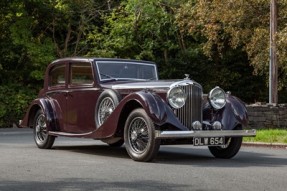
[155,129,256,139]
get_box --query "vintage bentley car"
[20,57,256,162]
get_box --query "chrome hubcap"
[128,117,149,153]
[98,97,115,125]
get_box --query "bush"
[0,84,37,128]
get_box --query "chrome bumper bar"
[155,129,256,139]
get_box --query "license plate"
[193,137,225,146]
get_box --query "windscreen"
[96,61,158,81]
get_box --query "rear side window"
[49,65,65,87]
[70,62,93,85]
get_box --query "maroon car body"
[20,57,256,162]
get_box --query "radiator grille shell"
[174,83,202,130]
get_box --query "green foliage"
[1,0,287,127]
[176,0,287,92]
[0,84,37,127]
[87,0,181,60]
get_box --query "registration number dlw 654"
[193,137,225,146]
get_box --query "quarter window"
[70,62,93,85]
[49,65,66,87]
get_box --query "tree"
[87,0,202,78]
[0,0,114,127]
[176,0,287,102]
[2,0,286,127]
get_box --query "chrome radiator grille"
[175,84,202,129]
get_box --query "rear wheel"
[33,110,55,149]
[124,108,160,162]
[208,126,243,159]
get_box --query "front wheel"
[124,108,160,162]
[33,110,55,149]
[208,126,243,159]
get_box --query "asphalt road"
[0,128,286,191]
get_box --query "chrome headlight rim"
[208,86,226,110]
[167,86,187,109]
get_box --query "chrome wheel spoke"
[220,138,231,149]
[128,117,149,153]
[35,114,48,144]
[98,97,115,125]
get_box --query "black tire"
[33,110,55,149]
[124,108,160,162]
[208,126,243,159]
[95,90,121,127]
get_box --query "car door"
[46,62,68,132]
[65,61,100,133]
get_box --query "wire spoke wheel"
[208,126,243,159]
[95,90,120,128]
[124,108,160,162]
[33,110,55,149]
[128,117,149,154]
[35,113,48,145]
[98,97,115,125]
[218,138,232,149]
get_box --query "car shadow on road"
[157,147,287,168]
[53,144,287,167]
[0,179,190,191]
[54,144,130,159]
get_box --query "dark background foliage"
[0,0,286,127]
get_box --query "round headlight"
[167,87,187,109]
[208,87,226,110]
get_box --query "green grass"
[244,129,287,144]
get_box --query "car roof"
[51,57,156,65]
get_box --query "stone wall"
[247,103,287,129]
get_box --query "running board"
[49,131,93,137]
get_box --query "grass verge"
[244,129,287,144]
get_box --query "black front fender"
[203,94,248,130]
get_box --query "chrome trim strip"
[155,129,256,139]
[112,84,171,89]
[46,88,100,95]
[111,80,199,90]
[49,131,92,137]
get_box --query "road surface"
[0,128,286,191]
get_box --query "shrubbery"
[0,84,37,127]
[1,0,287,127]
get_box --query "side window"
[70,62,94,85]
[49,65,66,87]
